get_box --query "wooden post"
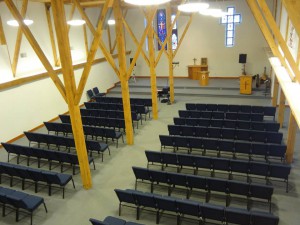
[272,75,279,107]
[278,88,285,128]
[114,0,134,144]
[45,3,60,67]
[51,0,92,189]
[0,16,7,45]
[166,5,174,104]
[83,23,89,58]
[12,0,28,77]
[147,9,158,120]
[286,111,297,164]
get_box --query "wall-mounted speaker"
[239,54,247,64]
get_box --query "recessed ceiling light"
[7,19,34,27]
[178,2,209,13]
[67,19,86,26]
[124,0,171,6]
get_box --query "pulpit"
[188,65,208,80]
[240,75,252,94]
[199,71,209,86]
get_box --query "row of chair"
[168,125,283,144]
[60,115,127,132]
[2,143,95,175]
[159,135,286,161]
[145,151,291,192]
[186,103,276,118]
[115,189,279,225]
[84,102,151,121]
[24,132,109,161]
[44,122,124,148]
[80,109,142,127]
[90,216,144,225]
[0,162,75,198]
[132,167,273,211]
[0,186,47,225]
[179,110,264,121]
[94,96,152,108]
[173,117,280,132]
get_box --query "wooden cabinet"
[240,75,252,94]
[188,65,208,80]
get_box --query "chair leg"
[156,210,160,224]
[16,208,19,222]
[48,184,52,196]
[71,178,76,189]
[43,202,48,213]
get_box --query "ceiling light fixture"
[7,19,34,27]
[124,0,171,6]
[107,19,116,25]
[178,1,209,13]
[200,8,227,17]
[67,19,86,26]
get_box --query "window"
[221,6,241,47]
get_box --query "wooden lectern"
[240,75,252,94]
[199,71,209,86]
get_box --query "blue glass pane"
[228,7,234,15]
[227,23,234,30]
[234,15,241,23]
[221,16,228,24]
[227,30,233,38]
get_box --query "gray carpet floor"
[0,78,299,225]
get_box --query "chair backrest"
[93,87,100,95]
[87,90,94,99]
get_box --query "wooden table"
[188,65,208,80]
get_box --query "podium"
[199,71,209,86]
[240,75,252,94]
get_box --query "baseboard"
[134,76,239,79]
[0,103,84,150]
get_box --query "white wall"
[0,2,120,143]
[125,0,272,78]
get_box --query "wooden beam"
[126,8,157,80]
[166,4,174,104]
[272,75,279,107]
[83,23,89,57]
[278,88,285,128]
[122,16,150,67]
[74,0,116,105]
[174,13,194,57]
[4,0,67,102]
[111,8,127,54]
[0,16,7,45]
[246,0,295,81]
[286,110,297,163]
[257,0,300,82]
[44,3,60,67]
[51,0,92,189]
[107,24,112,52]
[147,9,158,120]
[114,0,134,145]
[11,0,29,77]
[282,0,300,39]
